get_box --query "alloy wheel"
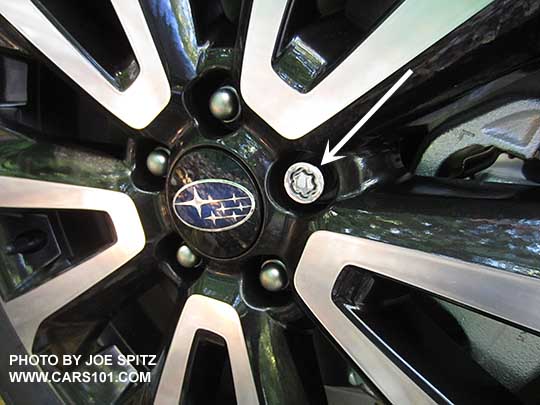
[1,1,540,404]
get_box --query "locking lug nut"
[284,162,325,204]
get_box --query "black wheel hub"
[160,96,335,271]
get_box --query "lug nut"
[176,245,200,268]
[259,260,288,292]
[284,162,325,204]
[146,147,170,177]
[209,86,241,123]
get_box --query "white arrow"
[321,69,414,166]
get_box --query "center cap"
[167,148,262,259]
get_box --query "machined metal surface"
[0,0,170,129]
[316,191,540,280]
[154,294,258,405]
[295,230,540,404]
[417,100,540,176]
[295,231,438,404]
[284,162,325,204]
[241,0,494,139]
[0,176,145,351]
[0,1,539,403]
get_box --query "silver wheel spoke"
[155,294,258,405]
[295,231,540,404]
[0,176,145,351]
[241,0,494,139]
[0,0,170,129]
[0,136,145,351]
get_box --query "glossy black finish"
[3,0,540,403]
[0,304,62,405]
[155,124,314,288]
[167,147,263,259]
[273,0,402,93]
[189,267,336,405]
[36,0,140,90]
[314,178,540,279]
[139,0,200,87]
[0,208,114,301]
[0,15,32,55]
[332,268,521,405]
[240,0,540,157]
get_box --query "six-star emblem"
[173,179,256,232]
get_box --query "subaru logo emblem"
[172,179,256,232]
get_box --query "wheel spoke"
[316,182,540,279]
[299,175,540,403]
[295,230,540,403]
[1,177,145,351]
[0,132,145,351]
[155,270,321,405]
[241,311,313,405]
[295,232,439,404]
[155,294,259,405]
[298,229,540,331]
[241,0,494,139]
[0,128,131,189]
[0,0,170,129]
[139,0,205,86]
[1,1,537,403]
